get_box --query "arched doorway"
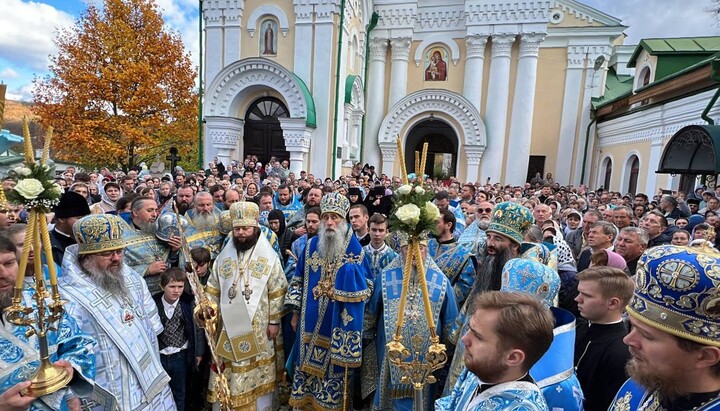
[243,97,289,163]
[405,118,458,180]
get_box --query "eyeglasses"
[97,249,123,258]
[477,208,493,214]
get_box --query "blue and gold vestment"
[365,256,458,411]
[0,286,97,411]
[183,208,224,261]
[285,229,371,410]
[427,238,476,307]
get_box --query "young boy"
[190,246,211,286]
[154,268,204,411]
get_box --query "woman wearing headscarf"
[267,209,293,266]
[89,181,123,214]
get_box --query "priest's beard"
[626,357,685,402]
[81,256,129,298]
[318,220,348,259]
[138,220,157,235]
[176,200,190,215]
[477,219,490,231]
[233,228,260,252]
[465,347,509,384]
[194,210,216,229]
[471,246,513,296]
[0,289,11,313]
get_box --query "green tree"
[33,0,198,171]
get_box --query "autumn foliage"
[33,0,198,171]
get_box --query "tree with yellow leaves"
[33,0,198,171]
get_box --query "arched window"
[602,157,612,190]
[640,67,651,87]
[628,155,640,195]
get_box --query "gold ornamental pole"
[4,118,71,396]
[386,139,447,411]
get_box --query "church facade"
[201,0,626,185]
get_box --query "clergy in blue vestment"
[362,213,397,283]
[427,210,476,307]
[183,192,224,261]
[436,291,554,411]
[59,215,176,410]
[274,184,302,222]
[457,200,493,256]
[609,246,720,410]
[0,236,98,411]
[365,234,458,411]
[285,192,372,410]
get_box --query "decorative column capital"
[491,34,516,59]
[518,33,545,58]
[369,37,389,62]
[390,37,413,61]
[567,45,587,69]
[380,146,397,161]
[465,35,488,58]
[465,147,484,165]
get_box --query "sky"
[0,0,718,101]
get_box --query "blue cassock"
[610,379,720,410]
[365,257,458,411]
[0,286,97,411]
[274,195,303,222]
[457,221,486,256]
[530,307,584,410]
[285,230,371,410]
[427,238,476,307]
[436,368,549,411]
[362,243,397,285]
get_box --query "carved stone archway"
[377,89,487,181]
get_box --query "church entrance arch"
[405,119,458,179]
[243,97,289,163]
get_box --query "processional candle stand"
[386,137,448,411]
[4,117,71,395]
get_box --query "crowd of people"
[0,154,718,411]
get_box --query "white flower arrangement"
[396,204,421,226]
[14,179,45,200]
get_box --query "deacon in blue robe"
[427,238,476,307]
[365,252,458,411]
[457,219,487,256]
[362,242,397,284]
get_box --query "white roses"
[14,178,45,200]
[397,184,412,195]
[424,201,440,221]
[396,204,421,226]
[414,186,425,194]
[13,167,31,177]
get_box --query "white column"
[364,37,389,170]
[203,7,224,85]
[293,5,314,86]
[388,37,412,109]
[505,33,544,186]
[555,46,585,185]
[379,144,397,177]
[479,34,515,183]
[223,6,242,64]
[463,35,487,111]
[465,146,484,184]
[280,118,311,174]
[645,139,663,195]
[204,116,243,166]
[309,10,336,175]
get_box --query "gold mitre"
[229,201,259,228]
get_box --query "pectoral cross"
[242,286,253,301]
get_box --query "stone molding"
[491,34,516,58]
[369,37,389,62]
[390,37,413,61]
[465,146,485,164]
[246,5,290,37]
[378,89,487,148]
[466,35,489,58]
[205,58,308,120]
[413,33,461,66]
[205,117,244,146]
[466,1,550,25]
[518,33,545,58]
[416,9,464,31]
[376,5,417,29]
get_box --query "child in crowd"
[154,268,205,411]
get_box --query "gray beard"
[194,212,216,229]
[81,258,130,298]
[138,220,157,235]
[477,220,490,230]
[471,246,513,297]
[318,222,348,260]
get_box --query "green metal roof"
[628,37,720,68]
[291,73,317,128]
[591,67,634,109]
[344,75,358,104]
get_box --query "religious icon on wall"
[424,47,448,81]
[260,19,277,56]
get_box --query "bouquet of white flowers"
[388,182,439,238]
[6,161,61,212]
